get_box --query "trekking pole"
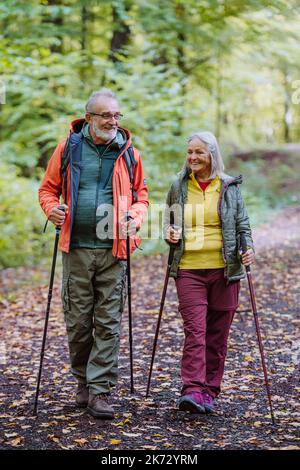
[240,232,276,425]
[126,213,134,394]
[33,206,65,415]
[146,244,176,398]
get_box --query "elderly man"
[39,89,148,419]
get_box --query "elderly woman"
[164,131,254,414]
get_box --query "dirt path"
[252,206,300,250]
[0,206,299,450]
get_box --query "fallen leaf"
[244,356,254,362]
[74,438,89,446]
[47,434,60,443]
[9,437,24,447]
[278,446,300,450]
[253,421,262,427]
[110,439,121,445]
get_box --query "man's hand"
[240,248,255,266]
[49,204,69,226]
[120,216,138,238]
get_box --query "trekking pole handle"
[167,245,175,266]
[240,232,248,253]
[167,239,181,266]
[126,212,134,221]
[240,232,250,273]
[55,205,66,234]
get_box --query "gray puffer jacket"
[164,173,254,282]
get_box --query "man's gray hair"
[179,131,225,180]
[85,88,118,112]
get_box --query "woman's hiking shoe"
[202,392,215,413]
[178,392,206,414]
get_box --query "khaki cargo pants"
[61,248,126,394]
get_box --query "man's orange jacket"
[39,118,148,259]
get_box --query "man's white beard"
[92,121,117,142]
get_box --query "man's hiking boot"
[87,393,114,419]
[75,383,89,408]
[178,391,206,414]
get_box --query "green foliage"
[0,163,52,268]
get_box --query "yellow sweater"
[179,173,225,269]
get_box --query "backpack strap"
[61,133,71,204]
[43,134,71,233]
[123,145,138,203]
[61,134,71,175]
[61,131,83,204]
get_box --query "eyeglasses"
[88,112,123,120]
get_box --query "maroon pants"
[175,269,240,398]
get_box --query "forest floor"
[0,206,299,450]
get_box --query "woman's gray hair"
[85,88,118,112]
[179,131,225,179]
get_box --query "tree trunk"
[283,70,291,143]
[46,0,64,54]
[215,54,222,141]
[175,3,187,137]
[109,2,131,63]
[81,4,88,51]
[79,4,89,89]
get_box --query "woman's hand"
[240,248,255,266]
[166,225,182,244]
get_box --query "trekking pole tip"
[271,414,276,426]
